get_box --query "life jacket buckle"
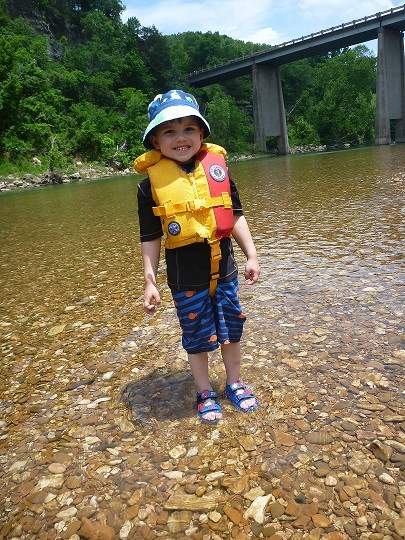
[208,239,222,261]
[188,198,207,211]
[164,201,175,217]
[186,200,195,211]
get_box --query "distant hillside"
[0,0,377,172]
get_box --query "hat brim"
[143,105,210,149]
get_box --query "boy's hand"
[244,256,260,285]
[143,283,161,315]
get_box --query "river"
[0,144,404,539]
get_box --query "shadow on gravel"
[121,368,196,423]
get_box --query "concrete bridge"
[189,5,405,154]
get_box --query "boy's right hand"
[143,283,161,315]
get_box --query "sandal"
[196,389,222,424]
[225,380,259,413]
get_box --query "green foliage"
[309,47,376,145]
[283,47,376,147]
[0,1,378,174]
[48,137,69,170]
[169,31,264,83]
[205,86,253,153]
[115,87,149,157]
[288,116,320,147]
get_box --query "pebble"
[119,520,132,539]
[394,518,405,537]
[325,475,338,486]
[56,507,78,519]
[48,462,66,474]
[169,445,187,459]
[244,495,273,524]
[377,472,395,484]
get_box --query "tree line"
[0,0,377,173]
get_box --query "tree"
[139,25,172,93]
[0,2,379,169]
[310,46,376,145]
[205,86,253,153]
[0,17,66,160]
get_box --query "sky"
[121,0,404,53]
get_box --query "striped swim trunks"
[172,278,246,354]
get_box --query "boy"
[134,90,260,424]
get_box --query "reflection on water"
[230,145,404,301]
[0,144,404,386]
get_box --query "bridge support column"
[376,27,405,144]
[252,65,289,154]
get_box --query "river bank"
[0,164,134,193]
[0,144,332,193]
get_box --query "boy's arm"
[141,237,162,315]
[231,215,260,285]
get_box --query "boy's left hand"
[244,257,260,285]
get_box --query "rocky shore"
[0,144,339,193]
[0,166,134,193]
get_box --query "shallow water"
[230,146,404,363]
[0,144,404,539]
[0,145,404,398]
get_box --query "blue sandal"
[196,389,222,424]
[225,380,259,413]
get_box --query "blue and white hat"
[143,89,210,149]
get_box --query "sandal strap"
[197,400,222,414]
[196,390,222,417]
[225,381,254,402]
[196,389,218,404]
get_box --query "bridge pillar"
[252,65,289,154]
[375,27,405,144]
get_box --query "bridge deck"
[190,5,405,86]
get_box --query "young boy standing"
[134,90,260,424]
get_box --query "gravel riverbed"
[1,279,404,540]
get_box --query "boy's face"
[150,116,204,163]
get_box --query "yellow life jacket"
[134,143,234,296]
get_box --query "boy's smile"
[150,116,204,163]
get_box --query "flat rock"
[164,493,219,511]
[305,432,333,445]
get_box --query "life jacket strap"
[208,239,222,297]
[153,193,232,218]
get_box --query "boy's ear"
[150,135,160,149]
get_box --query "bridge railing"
[191,4,405,75]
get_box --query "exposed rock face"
[5,1,65,59]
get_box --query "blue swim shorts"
[172,278,246,354]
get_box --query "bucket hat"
[143,89,210,149]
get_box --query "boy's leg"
[221,341,242,385]
[188,351,222,422]
[187,351,211,392]
[172,287,222,422]
[221,342,257,410]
